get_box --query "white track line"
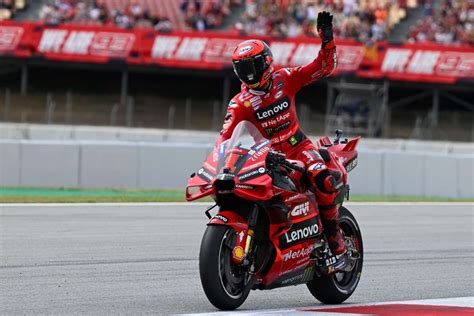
[0,202,473,207]
[181,296,474,315]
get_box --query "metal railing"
[0,89,472,141]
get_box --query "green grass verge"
[0,187,472,203]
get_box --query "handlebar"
[267,151,306,173]
[281,159,306,173]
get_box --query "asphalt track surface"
[1,202,473,315]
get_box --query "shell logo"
[232,246,245,262]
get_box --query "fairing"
[186,121,274,201]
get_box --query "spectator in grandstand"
[408,0,473,45]
[0,0,14,10]
[57,0,75,22]
[73,2,89,23]
[39,3,61,25]
[287,0,306,24]
[235,0,404,42]
[181,0,230,31]
[39,0,82,25]
[112,9,132,29]
[153,16,173,32]
[180,0,202,14]
[36,0,235,31]
[0,0,14,21]
[125,0,151,23]
[89,0,109,24]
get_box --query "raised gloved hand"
[317,11,334,48]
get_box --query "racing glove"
[317,11,334,49]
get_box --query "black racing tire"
[306,206,363,304]
[199,225,250,310]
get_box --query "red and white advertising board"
[0,22,472,84]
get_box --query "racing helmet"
[232,39,274,89]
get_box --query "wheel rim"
[332,216,362,291]
[218,229,246,299]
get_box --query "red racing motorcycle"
[186,121,363,310]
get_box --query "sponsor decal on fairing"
[237,167,266,182]
[254,139,270,151]
[282,244,314,262]
[345,157,358,172]
[290,202,310,217]
[280,218,319,248]
[250,146,270,162]
[285,224,319,243]
[212,214,228,223]
[197,167,215,182]
[235,184,254,189]
[280,267,313,285]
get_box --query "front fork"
[241,204,259,267]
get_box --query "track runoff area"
[184,297,474,315]
[1,202,473,315]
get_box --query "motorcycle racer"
[218,11,348,272]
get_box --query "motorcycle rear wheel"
[199,225,251,310]
[306,206,363,304]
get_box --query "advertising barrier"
[359,44,474,84]
[1,21,473,83]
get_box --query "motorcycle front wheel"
[199,225,250,310]
[306,206,364,304]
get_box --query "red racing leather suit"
[218,43,346,255]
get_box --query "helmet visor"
[233,55,266,85]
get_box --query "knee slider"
[308,163,341,194]
[308,162,330,192]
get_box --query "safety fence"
[0,138,472,198]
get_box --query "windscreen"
[218,121,269,174]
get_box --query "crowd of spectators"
[8,0,474,46]
[0,0,27,21]
[407,0,473,45]
[39,0,173,32]
[235,0,411,42]
[179,0,242,31]
[37,0,242,32]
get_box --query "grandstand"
[0,0,472,141]
[3,0,473,44]
[0,0,27,21]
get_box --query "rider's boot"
[308,161,348,273]
[321,217,349,273]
